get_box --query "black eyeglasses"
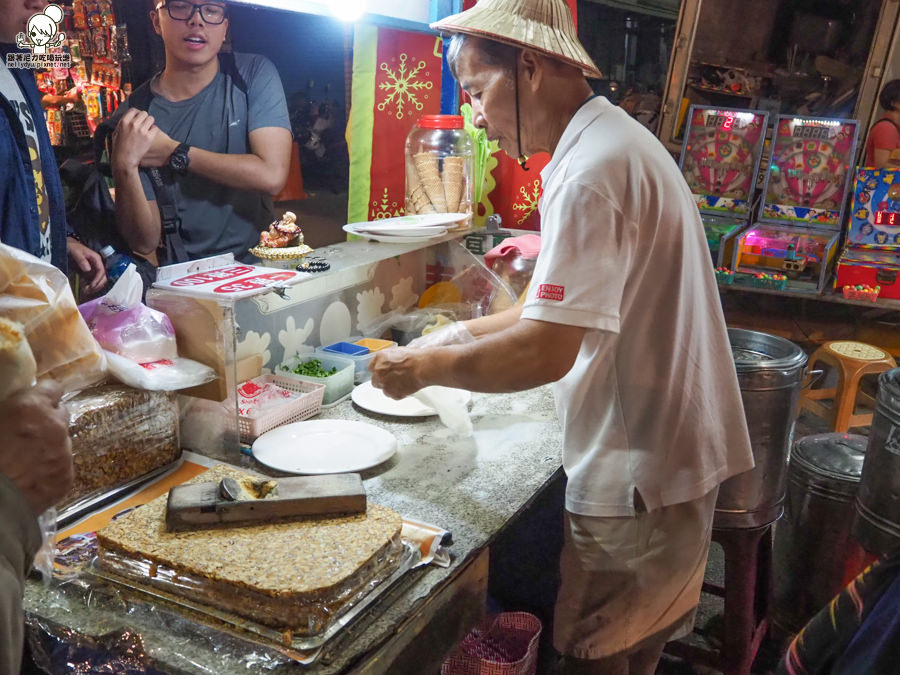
[159,1,227,25]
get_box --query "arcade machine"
[678,105,769,267]
[733,115,859,292]
[834,168,900,301]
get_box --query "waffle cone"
[406,155,422,193]
[409,184,436,214]
[415,153,447,212]
[442,157,465,215]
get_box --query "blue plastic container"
[322,341,370,357]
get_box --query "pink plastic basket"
[237,374,325,443]
[441,612,542,675]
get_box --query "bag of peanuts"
[0,243,106,392]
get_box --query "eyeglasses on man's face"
[158,1,228,25]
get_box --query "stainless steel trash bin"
[853,367,900,554]
[772,433,868,635]
[717,329,808,529]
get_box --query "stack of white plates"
[343,213,467,243]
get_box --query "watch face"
[170,145,189,174]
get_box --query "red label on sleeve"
[536,284,565,301]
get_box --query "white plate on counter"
[251,420,396,474]
[351,380,471,417]
[347,213,467,230]
[343,223,448,244]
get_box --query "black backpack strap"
[146,167,190,264]
[93,79,157,173]
[219,52,248,96]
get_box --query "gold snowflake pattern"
[512,179,542,225]
[371,188,403,220]
[377,53,433,120]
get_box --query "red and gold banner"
[348,26,443,223]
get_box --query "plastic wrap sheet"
[27,536,420,671]
[61,385,181,511]
[26,576,302,672]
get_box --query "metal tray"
[57,460,183,528]
[85,540,421,652]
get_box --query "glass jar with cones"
[405,114,474,228]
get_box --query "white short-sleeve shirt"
[522,97,754,517]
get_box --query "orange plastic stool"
[800,341,896,432]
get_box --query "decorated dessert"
[249,211,313,267]
[95,465,405,639]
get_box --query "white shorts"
[553,487,718,660]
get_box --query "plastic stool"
[665,524,773,675]
[800,341,896,432]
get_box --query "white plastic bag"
[0,243,106,392]
[104,351,217,391]
[79,265,177,363]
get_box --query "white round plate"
[347,213,467,230]
[357,223,451,237]
[343,223,448,244]
[251,420,397,474]
[351,380,472,417]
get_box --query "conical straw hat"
[431,0,602,79]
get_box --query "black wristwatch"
[168,143,191,176]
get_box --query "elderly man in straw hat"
[370,1,755,672]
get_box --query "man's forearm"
[421,317,583,393]
[187,147,287,195]
[464,305,523,338]
[113,168,160,255]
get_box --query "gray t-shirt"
[114,53,290,261]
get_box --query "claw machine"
[733,115,859,292]
[834,168,900,300]
[678,105,768,267]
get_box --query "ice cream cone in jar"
[405,115,473,228]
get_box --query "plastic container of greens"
[277,353,354,406]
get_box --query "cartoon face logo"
[858,191,870,205]
[876,232,889,244]
[16,5,65,54]
[855,207,870,221]
[867,178,879,190]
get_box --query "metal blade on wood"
[165,473,367,532]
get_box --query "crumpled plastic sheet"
[26,577,295,674]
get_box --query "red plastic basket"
[441,612,542,675]
[237,374,325,443]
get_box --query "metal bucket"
[853,367,900,554]
[716,329,808,529]
[772,433,868,635]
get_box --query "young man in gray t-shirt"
[111,0,292,262]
